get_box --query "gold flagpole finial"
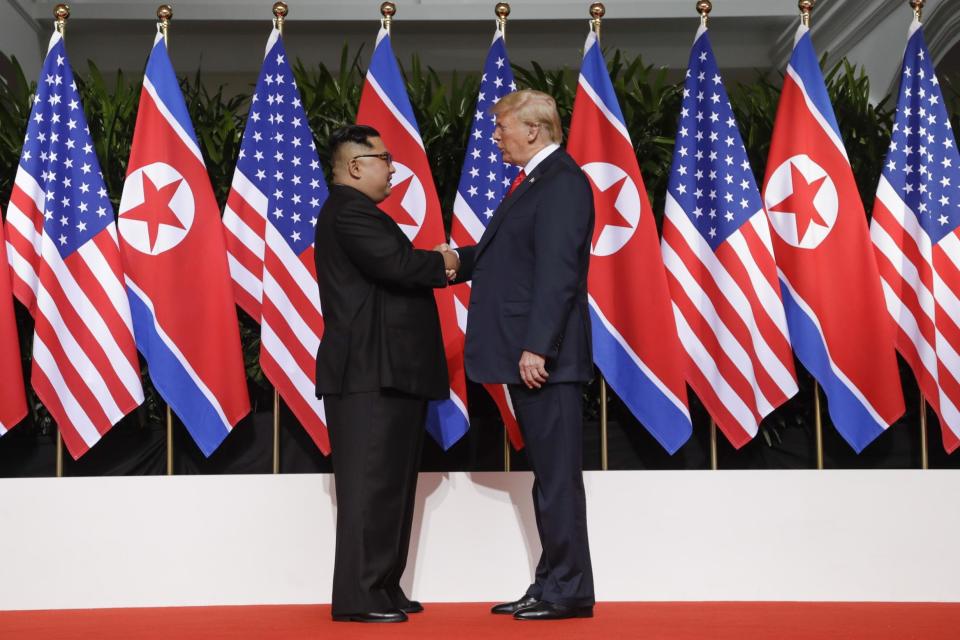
[909,0,925,21]
[590,2,605,39]
[157,4,173,43]
[273,1,288,33]
[799,0,815,27]
[697,1,712,27]
[54,4,70,35]
[495,2,510,38]
[381,2,396,33]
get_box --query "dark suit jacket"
[455,147,595,385]
[314,184,450,400]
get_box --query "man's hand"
[433,243,459,281]
[519,350,549,389]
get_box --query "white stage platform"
[2,470,959,610]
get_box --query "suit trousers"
[325,389,426,615]
[508,382,595,607]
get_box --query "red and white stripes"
[662,198,797,448]
[223,169,329,453]
[5,170,143,458]
[872,177,960,452]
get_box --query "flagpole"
[910,0,924,22]
[799,0,815,28]
[54,3,69,36]
[496,2,513,473]
[495,2,509,40]
[599,376,608,470]
[814,382,824,469]
[797,0,825,471]
[269,1,289,475]
[696,1,717,472]
[157,4,172,44]
[590,2,604,40]
[157,4,174,475]
[381,2,395,33]
[910,0,929,471]
[53,3,70,478]
[709,420,718,470]
[920,396,929,470]
[588,2,610,471]
[697,0,711,27]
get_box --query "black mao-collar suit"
[455,147,596,608]
[314,184,449,617]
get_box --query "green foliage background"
[1,44,958,440]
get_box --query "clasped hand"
[432,243,459,281]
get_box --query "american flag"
[661,25,797,447]
[871,18,960,453]
[4,32,143,458]
[223,28,329,453]
[448,29,524,449]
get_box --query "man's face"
[493,111,535,167]
[352,136,396,203]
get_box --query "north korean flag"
[762,24,904,452]
[118,30,250,456]
[568,31,692,453]
[356,26,469,449]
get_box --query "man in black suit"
[448,90,596,620]
[314,125,459,623]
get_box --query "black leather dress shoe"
[400,600,424,614]
[513,601,593,620]
[491,595,539,615]
[332,610,408,623]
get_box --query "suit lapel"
[475,148,564,258]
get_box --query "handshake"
[433,243,459,281]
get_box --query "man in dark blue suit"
[449,89,596,620]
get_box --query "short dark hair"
[329,124,381,157]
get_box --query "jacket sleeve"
[523,167,593,358]
[335,202,448,290]
[451,244,477,283]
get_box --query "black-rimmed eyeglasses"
[352,152,393,165]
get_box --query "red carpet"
[2,602,959,639]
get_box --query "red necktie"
[507,170,526,196]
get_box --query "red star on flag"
[381,173,419,228]
[768,163,828,241]
[121,174,185,252]
[589,174,633,248]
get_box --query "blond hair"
[490,89,563,144]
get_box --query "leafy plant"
[0,54,33,206]
[824,58,895,213]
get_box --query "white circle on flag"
[764,154,838,249]
[118,162,195,255]
[581,162,641,257]
[389,161,426,242]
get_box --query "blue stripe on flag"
[788,30,843,142]
[128,288,231,457]
[590,306,692,454]
[145,37,201,148]
[779,282,885,453]
[367,32,421,138]
[579,35,627,128]
[427,398,470,451]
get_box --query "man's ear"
[346,158,362,180]
[527,124,540,144]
